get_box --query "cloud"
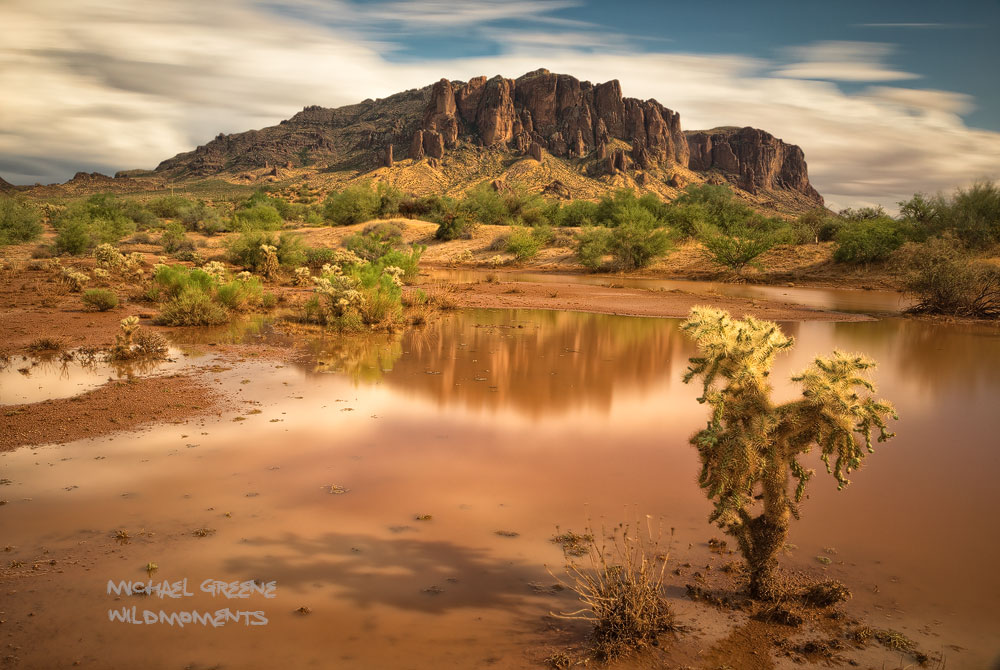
[855,23,973,29]
[773,41,920,82]
[1,1,998,211]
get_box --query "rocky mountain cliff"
[151,69,823,211]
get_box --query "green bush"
[155,287,229,326]
[150,264,214,300]
[833,218,910,264]
[553,199,600,227]
[345,231,396,262]
[323,184,380,225]
[502,226,542,261]
[697,217,781,273]
[434,208,476,241]
[606,203,673,271]
[0,196,43,246]
[215,276,265,312]
[896,236,1000,318]
[934,180,1000,249]
[160,222,193,253]
[576,226,612,270]
[231,204,283,231]
[668,184,753,237]
[81,288,118,311]
[148,195,194,219]
[54,217,96,255]
[52,194,152,253]
[225,231,306,271]
[377,246,424,282]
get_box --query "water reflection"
[0,349,183,405]
[301,310,686,417]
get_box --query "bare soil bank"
[0,373,222,451]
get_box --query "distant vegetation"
[0,195,43,246]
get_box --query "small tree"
[681,307,898,599]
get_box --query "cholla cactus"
[259,244,279,279]
[61,267,90,292]
[235,271,254,282]
[94,244,144,277]
[293,267,312,286]
[451,249,474,265]
[331,249,367,267]
[382,265,405,287]
[681,307,897,600]
[202,261,228,282]
[93,268,111,280]
[109,315,167,361]
[489,255,505,268]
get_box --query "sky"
[1,0,999,210]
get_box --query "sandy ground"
[0,373,224,451]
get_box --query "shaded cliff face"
[685,127,822,202]
[152,69,822,209]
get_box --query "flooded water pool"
[1,308,998,668]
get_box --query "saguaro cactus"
[681,307,897,599]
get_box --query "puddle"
[423,268,914,314]
[1,309,998,668]
[0,348,190,405]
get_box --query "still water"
[1,309,998,668]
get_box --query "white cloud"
[0,1,998,211]
[773,41,920,82]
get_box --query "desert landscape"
[2,3,1000,669]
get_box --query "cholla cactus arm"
[778,351,898,492]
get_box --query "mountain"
[152,68,823,213]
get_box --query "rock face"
[151,69,821,208]
[685,127,821,201]
[407,69,689,171]
[0,176,15,192]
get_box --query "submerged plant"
[681,307,897,599]
[109,316,168,361]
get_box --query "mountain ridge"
[31,69,825,214]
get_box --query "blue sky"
[1,0,999,209]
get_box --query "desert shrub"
[155,288,229,326]
[55,218,95,255]
[667,184,753,237]
[81,288,118,311]
[374,182,405,217]
[791,208,835,244]
[697,217,781,273]
[345,231,396,262]
[304,262,404,331]
[0,196,43,246]
[433,208,476,241]
[553,199,600,227]
[606,203,673,271]
[833,218,911,264]
[215,276,266,312]
[304,245,339,268]
[231,204,282,231]
[576,226,613,270]
[549,519,674,661]
[363,220,405,242]
[896,236,1000,318]
[150,264,214,300]
[374,245,424,282]
[147,195,194,219]
[462,183,509,226]
[225,231,306,271]
[159,222,193,253]
[108,316,167,361]
[323,184,380,225]
[501,226,542,261]
[933,180,1000,249]
[53,194,153,253]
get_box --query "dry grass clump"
[800,580,851,607]
[549,517,675,661]
[26,337,64,354]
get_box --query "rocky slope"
[151,69,823,212]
